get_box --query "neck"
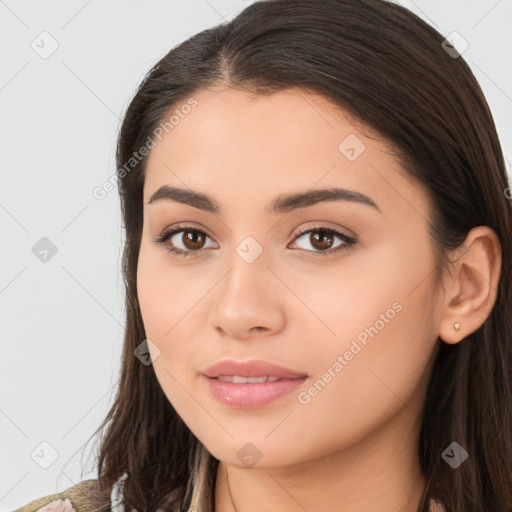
[215,406,428,512]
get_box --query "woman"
[15,0,512,511]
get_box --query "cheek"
[286,283,437,460]
[291,240,438,405]
[136,246,210,391]
[137,242,200,341]
[136,258,197,415]
[137,257,170,341]
[284,245,407,358]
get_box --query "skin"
[136,86,501,512]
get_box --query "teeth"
[217,375,281,383]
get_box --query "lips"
[201,359,308,409]
[202,359,308,380]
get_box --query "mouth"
[201,359,308,408]
[215,375,284,383]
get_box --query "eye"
[288,225,357,256]
[152,225,217,258]
[152,224,357,258]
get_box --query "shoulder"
[13,479,106,512]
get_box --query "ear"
[438,226,502,344]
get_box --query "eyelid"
[156,222,216,241]
[292,221,355,239]
[155,221,353,243]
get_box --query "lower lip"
[203,375,307,409]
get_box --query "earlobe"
[438,320,463,345]
[438,226,502,345]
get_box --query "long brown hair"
[82,0,512,510]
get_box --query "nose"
[209,252,286,341]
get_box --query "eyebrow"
[147,185,381,215]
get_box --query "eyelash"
[152,224,357,259]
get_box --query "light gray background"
[1,1,511,510]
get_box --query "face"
[137,87,442,469]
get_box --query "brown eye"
[153,224,357,259]
[309,230,335,251]
[290,226,357,257]
[181,230,206,250]
[152,227,216,257]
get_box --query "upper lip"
[202,359,308,379]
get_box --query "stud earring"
[453,322,461,332]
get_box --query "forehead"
[142,87,429,222]
[145,87,380,169]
